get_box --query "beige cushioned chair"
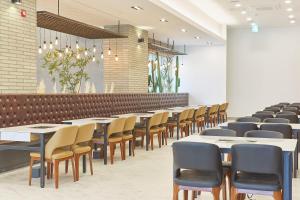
[167,109,190,138]
[122,116,137,159]
[29,125,79,189]
[195,106,207,133]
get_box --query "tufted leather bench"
[0,93,188,172]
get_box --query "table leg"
[146,119,149,151]
[103,125,108,165]
[82,155,86,173]
[39,134,45,188]
[283,152,293,200]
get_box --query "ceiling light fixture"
[235,3,242,7]
[288,14,295,19]
[160,18,168,22]
[181,29,187,33]
[290,20,296,24]
[131,6,143,10]
[246,17,253,21]
[11,0,21,4]
[285,0,292,4]
[286,8,293,12]
[194,36,200,39]
[241,10,247,15]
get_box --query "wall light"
[11,0,21,4]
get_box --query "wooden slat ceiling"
[148,38,187,56]
[37,11,127,39]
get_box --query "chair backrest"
[201,129,236,137]
[278,111,297,115]
[219,103,229,112]
[172,142,223,185]
[74,123,95,145]
[284,107,299,115]
[179,109,190,122]
[208,104,219,115]
[231,144,283,186]
[228,122,258,137]
[245,130,284,138]
[236,117,260,123]
[252,113,274,121]
[276,113,298,123]
[195,106,206,119]
[45,125,79,159]
[256,111,274,115]
[278,102,290,107]
[264,107,281,113]
[149,112,163,128]
[263,118,290,124]
[123,116,137,132]
[290,103,300,109]
[260,123,292,138]
[189,108,195,119]
[160,112,170,124]
[107,118,126,137]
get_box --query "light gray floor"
[0,138,299,200]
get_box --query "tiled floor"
[0,139,299,200]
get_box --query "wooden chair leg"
[109,143,114,165]
[54,160,59,189]
[274,191,282,200]
[120,142,125,160]
[74,154,80,181]
[158,133,162,148]
[231,187,238,200]
[150,134,154,150]
[164,132,168,145]
[29,158,34,186]
[141,136,144,148]
[47,161,51,179]
[88,151,93,176]
[173,183,179,200]
[71,158,76,182]
[212,187,221,200]
[192,191,196,199]
[132,138,135,156]
[222,181,226,200]
[184,190,188,200]
[65,160,69,174]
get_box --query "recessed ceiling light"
[181,29,187,33]
[131,6,143,10]
[194,36,200,39]
[235,3,242,7]
[288,14,295,19]
[241,10,247,15]
[160,18,168,22]
[246,17,253,21]
[285,0,292,4]
[286,8,293,12]
[290,20,296,24]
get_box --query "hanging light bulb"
[115,55,119,61]
[59,52,63,58]
[84,48,88,56]
[65,45,69,53]
[76,40,79,49]
[108,48,111,55]
[38,46,42,54]
[76,53,80,59]
[92,55,96,62]
[55,37,58,45]
[49,41,53,50]
[43,41,47,50]
[101,51,104,59]
[93,45,96,53]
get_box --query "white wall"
[227,26,300,117]
[179,45,227,105]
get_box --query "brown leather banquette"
[0,93,188,172]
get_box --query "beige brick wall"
[0,0,37,93]
[103,25,148,93]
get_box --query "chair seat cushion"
[233,172,282,191]
[30,149,74,160]
[135,127,162,134]
[123,134,133,140]
[174,170,221,188]
[73,145,91,154]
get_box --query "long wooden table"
[176,135,297,200]
[0,123,71,188]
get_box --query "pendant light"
[49,30,53,50]
[92,55,96,62]
[108,40,111,55]
[55,31,58,45]
[115,39,118,61]
[76,39,79,49]
[84,39,88,56]
[58,32,62,57]
[100,40,104,59]
[65,33,69,53]
[93,40,96,53]
[43,28,47,50]
[38,27,42,54]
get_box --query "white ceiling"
[214,0,299,27]
[36,0,225,46]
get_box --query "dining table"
[0,123,71,188]
[176,135,297,200]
